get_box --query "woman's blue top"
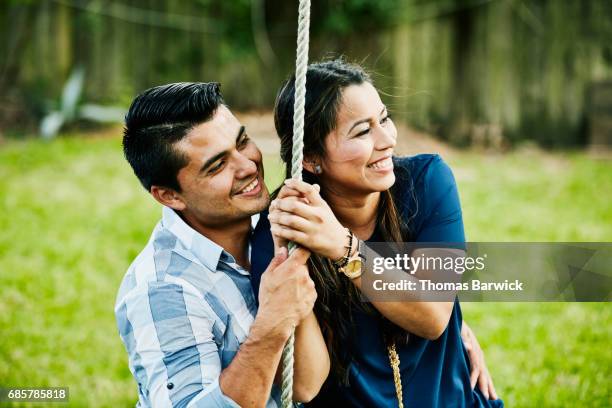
[250,154,504,407]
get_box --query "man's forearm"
[219,318,290,407]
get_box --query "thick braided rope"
[280,0,310,407]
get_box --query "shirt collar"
[161,206,261,272]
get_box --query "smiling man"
[115,82,329,407]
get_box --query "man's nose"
[233,152,258,179]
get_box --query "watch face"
[345,258,363,278]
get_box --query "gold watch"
[338,251,363,279]
[338,239,365,279]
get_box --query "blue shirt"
[115,207,281,407]
[251,154,504,408]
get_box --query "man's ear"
[150,185,186,211]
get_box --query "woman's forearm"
[351,276,453,339]
[292,311,331,402]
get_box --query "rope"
[280,0,310,406]
[388,342,404,408]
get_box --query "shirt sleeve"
[414,156,466,245]
[116,281,240,408]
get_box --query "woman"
[263,59,503,407]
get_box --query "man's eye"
[381,115,391,124]
[208,160,225,174]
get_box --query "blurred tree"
[0,0,611,146]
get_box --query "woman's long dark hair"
[273,59,415,383]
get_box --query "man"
[115,82,329,407]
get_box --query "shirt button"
[167,382,174,390]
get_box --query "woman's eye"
[381,115,391,124]
[239,136,250,148]
[355,128,370,137]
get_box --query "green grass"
[0,136,610,407]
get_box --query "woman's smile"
[367,156,394,173]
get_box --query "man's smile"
[233,173,263,197]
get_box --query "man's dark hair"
[123,82,224,192]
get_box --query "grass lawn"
[0,135,610,407]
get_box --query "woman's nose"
[375,125,397,150]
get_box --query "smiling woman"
[315,82,397,195]
[259,59,504,407]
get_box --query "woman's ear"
[303,156,322,174]
[150,185,186,211]
[302,159,315,173]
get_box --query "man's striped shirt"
[115,206,280,407]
